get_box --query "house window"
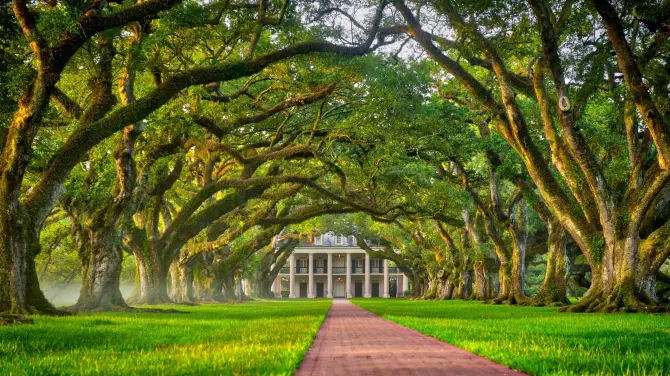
[297,258,308,273]
[353,258,364,273]
[315,258,326,273]
[349,236,356,246]
[314,235,322,245]
[336,235,344,245]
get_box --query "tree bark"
[130,251,171,305]
[222,272,237,301]
[72,227,127,311]
[422,269,439,299]
[0,204,59,314]
[436,269,454,299]
[169,257,195,303]
[504,202,529,304]
[0,207,30,314]
[532,221,570,306]
[473,261,493,300]
[562,233,669,312]
[454,265,473,299]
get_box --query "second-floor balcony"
[277,264,402,275]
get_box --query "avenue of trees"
[1,0,669,317]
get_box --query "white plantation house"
[272,232,409,298]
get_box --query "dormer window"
[336,235,344,245]
[314,235,323,245]
[349,236,356,246]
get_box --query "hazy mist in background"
[42,283,134,307]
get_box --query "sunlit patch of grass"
[351,299,669,376]
[0,300,331,375]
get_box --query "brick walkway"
[296,299,526,376]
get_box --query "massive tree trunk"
[436,269,454,300]
[131,252,171,305]
[72,227,127,311]
[250,240,295,298]
[473,261,493,300]
[456,266,473,299]
[532,221,570,306]
[26,236,62,314]
[505,200,529,304]
[204,278,226,302]
[252,271,276,298]
[169,255,195,304]
[128,237,173,305]
[0,206,31,314]
[0,202,59,314]
[565,231,670,312]
[421,269,438,299]
[193,251,228,302]
[0,68,53,315]
[509,239,527,303]
[222,272,237,301]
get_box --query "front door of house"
[334,281,345,297]
[299,282,308,297]
[371,282,380,297]
[316,281,324,297]
[355,281,363,297]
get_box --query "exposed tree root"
[524,287,570,307]
[125,307,189,314]
[490,294,527,305]
[2,304,71,317]
[559,290,670,313]
[126,296,174,306]
[66,304,189,314]
[0,313,34,326]
[523,299,566,307]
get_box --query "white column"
[346,253,352,298]
[364,253,371,298]
[308,253,315,298]
[404,273,409,292]
[274,275,282,298]
[383,259,390,298]
[289,254,296,298]
[327,253,333,298]
[397,274,404,297]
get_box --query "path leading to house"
[296,299,525,376]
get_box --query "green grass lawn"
[0,300,331,375]
[351,299,670,376]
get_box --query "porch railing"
[282,266,399,274]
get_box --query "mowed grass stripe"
[0,300,331,375]
[351,299,670,376]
